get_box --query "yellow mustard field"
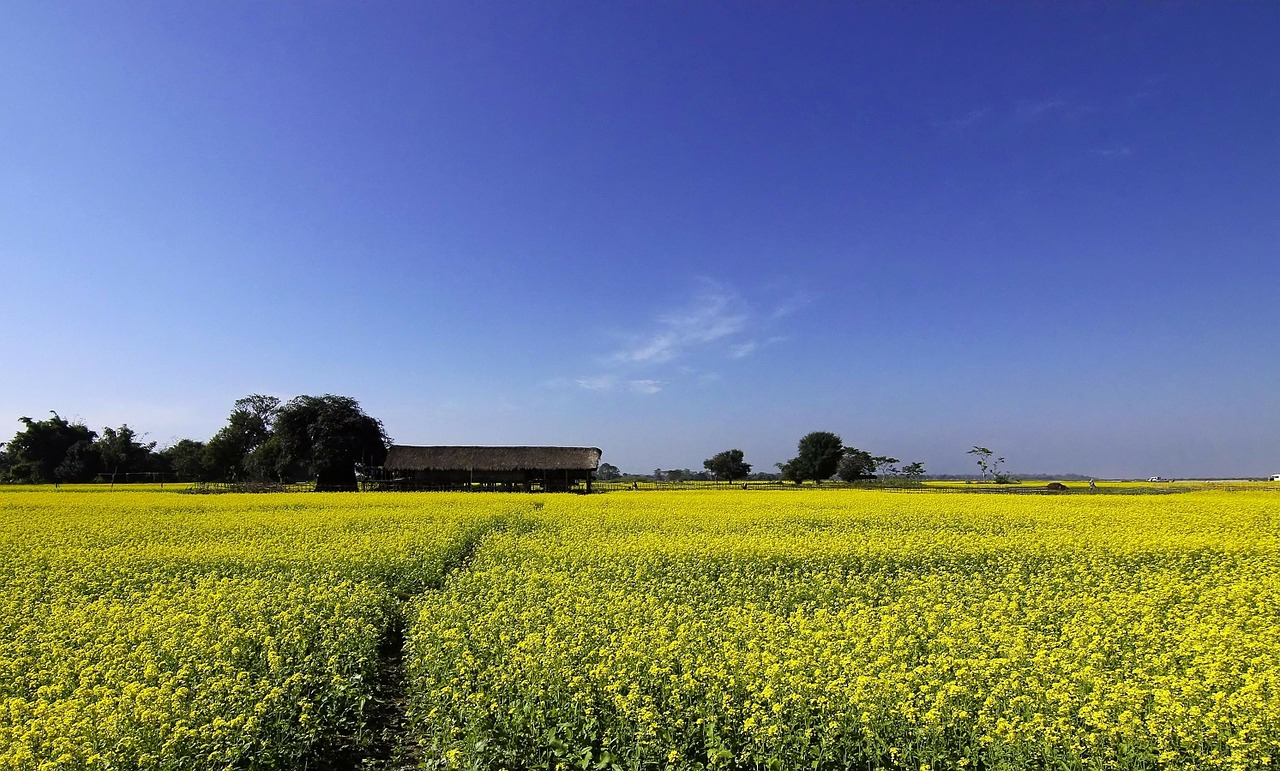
[0,490,520,769]
[3,488,1280,770]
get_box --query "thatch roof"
[383,445,602,472]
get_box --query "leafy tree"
[837,448,876,482]
[901,461,926,481]
[4,412,97,483]
[703,449,751,481]
[161,439,212,481]
[872,455,901,477]
[596,462,621,481]
[56,439,101,483]
[98,424,156,487]
[204,395,281,481]
[783,431,845,483]
[268,394,389,490]
[968,446,1008,482]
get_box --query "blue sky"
[2,3,1277,477]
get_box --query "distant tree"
[666,468,687,483]
[837,448,877,482]
[703,449,751,481]
[968,446,1008,483]
[98,424,157,487]
[775,460,800,484]
[596,462,621,481]
[4,412,98,483]
[204,395,281,481]
[56,439,101,484]
[161,439,212,481]
[781,431,845,483]
[268,394,389,490]
[872,455,901,477]
[901,461,926,481]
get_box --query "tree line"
[0,394,388,491]
[3,406,949,491]
[596,432,926,484]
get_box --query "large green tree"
[56,439,101,484]
[703,449,751,481]
[836,447,877,482]
[204,395,280,481]
[160,439,212,481]
[266,394,389,490]
[98,424,157,486]
[781,431,845,483]
[4,412,98,483]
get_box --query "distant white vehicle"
[1148,476,1172,483]
[1271,474,1280,482]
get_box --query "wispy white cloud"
[609,285,749,365]
[629,379,663,395]
[567,281,805,396]
[1093,146,1132,159]
[575,375,616,391]
[729,335,790,360]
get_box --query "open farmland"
[3,488,1280,770]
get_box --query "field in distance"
[3,486,1279,770]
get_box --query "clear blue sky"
[2,3,1277,477]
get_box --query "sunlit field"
[3,487,1279,770]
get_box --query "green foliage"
[269,395,390,490]
[160,439,213,481]
[203,395,280,481]
[596,462,622,481]
[837,448,876,481]
[783,431,844,482]
[968,446,1010,483]
[4,412,98,483]
[56,440,101,483]
[98,424,157,484]
[703,449,751,481]
[872,455,900,476]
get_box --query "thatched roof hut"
[384,445,601,472]
[380,445,602,492]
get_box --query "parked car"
[1270,474,1280,482]
[1148,476,1172,483]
